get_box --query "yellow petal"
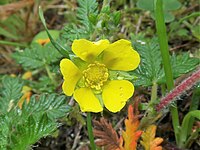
[102,80,134,113]
[102,39,140,71]
[74,88,103,112]
[72,39,110,62]
[60,59,82,96]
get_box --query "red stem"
[156,68,200,111]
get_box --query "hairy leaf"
[0,115,9,150]
[131,36,199,86]
[12,43,61,70]
[0,76,23,114]
[93,118,122,150]
[61,0,98,42]
[170,53,199,79]
[9,114,57,150]
[131,37,164,86]
[140,125,163,150]
[0,93,69,150]
[77,0,98,30]
[121,105,143,150]
[30,75,55,93]
[21,94,70,120]
[0,77,70,149]
[62,23,90,42]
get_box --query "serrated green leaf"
[0,78,70,149]
[10,114,57,150]
[77,0,98,30]
[62,23,89,42]
[0,76,23,114]
[31,75,55,93]
[21,94,70,120]
[131,37,164,86]
[12,43,62,70]
[0,93,70,150]
[62,0,98,42]
[0,115,9,150]
[131,35,199,86]
[170,53,199,78]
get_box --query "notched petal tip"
[102,39,141,71]
[72,39,110,62]
[102,80,134,113]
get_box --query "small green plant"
[0,0,199,149]
[0,76,70,149]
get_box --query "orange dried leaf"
[93,118,121,150]
[17,86,32,109]
[121,105,142,150]
[22,71,32,80]
[140,125,163,150]
[36,38,50,45]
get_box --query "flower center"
[83,62,109,90]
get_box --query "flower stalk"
[87,112,96,150]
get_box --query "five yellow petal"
[102,39,140,71]
[72,39,110,63]
[60,59,82,96]
[102,80,134,113]
[74,88,103,112]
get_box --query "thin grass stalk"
[154,0,180,144]
[0,40,27,47]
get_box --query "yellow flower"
[60,39,140,113]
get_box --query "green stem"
[150,82,157,104]
[87,112,96,150]
[45,64,57,86]
[0,40,27,47]
[179,12,200,23]
[147,82,157,113]
[154,0,180,144]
